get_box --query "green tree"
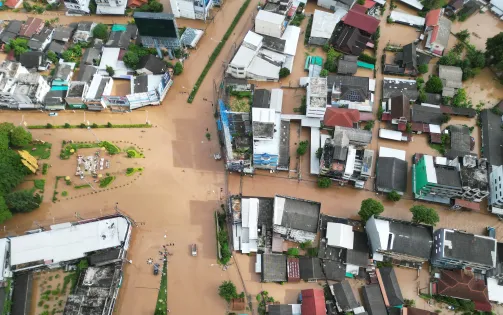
[418,64,428,74]
[319,69,328,77]
[296,140,308,156]
[315,147,323,159]
[174,62,183,75]
[358,198,384,222]
[410,205,439,225]
[0,150,28,195]
[0,196,12,224]
[456,29,470,42]
[287,248,299,257]
[452,88,470,108]
[106,65,115,77]
[279,67,290,78]
[425,75,443,93]
[422,0,446,9]
[46,51,58,64]
[364,120,375,131]
[486,32,503,69]
[123,51,140,69]
[5,190,42,213]
[10,126,32,147]
[23,1,32,11]
[387,190,401,202]
[467,49,485,68]
[148,0,163,12]
[317,177,332,188]
[92,23,108,40]
[299,240,312,250]
[218,281,238,302]
[5,38,29,57]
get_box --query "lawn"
[33,179,45,193]
[74,184,91,189]
[99,176,115,188]
[154,261,168,314]
[24,142,52,159]
[60,141,121,159]
[126,167,144,176]
[126,148,144,158]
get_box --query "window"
[347,90,361,102]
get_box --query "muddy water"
[449,11,503,51]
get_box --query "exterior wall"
[227,65,247,79]
[176,0,197,19]
[490,166,503,206]
[255,19,283,39]
[317,0,351,10]
[136,68,154,76]
[253,153,279,169]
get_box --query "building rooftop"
[332,280,360,312]
[10,217,130,269]
[19,51,45,69]
[323,107,360,128]
[337,56,358,75]
[273,196,320,234]
[311,9,347,39]
[256,10,286,25]
[137,54,167,74]
[52,26,75,42]
[378,267,404,307]
[383,78,419,100]
[333,26,369,56]
[344,8,380,34]
[435,269,491,312]
[76,21,95,32]
[19,17,44,38]
[345,231,369,267]
[480,109,503,166]
[47,41,65,54]
[446,124,471,159]
[301,289,326,315]
[326,222,354,249]
[411,104,443,124]
[333,126,372,146]
[261,254,287,282]
[327,75,369,102]
[376,157,408,193]
[82,48,101,66]
[28,27,53,50]
[66,81,87,98]
[362,284,387,315]
[77,65,98,83]
[253,89,271,108]
[442,229,497,268]
[390,94,410,120]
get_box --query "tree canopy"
[486,32,503,71]
[358,198,384,222]
[174,62,183,75]
[123,45,156,69]
[92,23,108,40]
[5,38,29,57]
[279,67,290,78]
[0,196,12,225]
[5,190,42,213]
[218,281,238,302]
[387,190,401,202]
[425,75,443,93]
[410,205,440,226]
[10,126,32,147]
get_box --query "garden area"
[215,210,231,265]
[22,141,52,160]
[60,141,121,160]
[31,269,71,315]
[154,261,168,315]
[229,90,252,113]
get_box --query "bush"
[188,0,251,103]
[388,190,401,201]
[358,53,376,65]
[218,281,238,302]
[287,248,299,257]
[358,198,384,222]
[296,140,308,155]
[92,23,108,40]
[425,75,443,93]
[410,205,439,226]
[79,123,86,128]
[317,177,332,188]
[304,15,313,45]
[106,65,115,76]
[315,147,323,159]
[99,176,115,188]
[174,62,183,75]
[418,64,428,74]
[92,123,99,128]
[279,67,290,78]
[64,123,71,129]
[319,69,328,77]
[364,120,374,131]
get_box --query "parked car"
[153,263,159,275]
[49,112,58,116]
[191,244,197,256]
[487,226,496,239]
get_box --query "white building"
[64,0,91,14]
[85,75,113,111]
[490,0,503,19]
[95,0,127,14]
[10,216,131,272]
[99,47,131,77]
[306,77,328,118]
[0,239,11,284]
[490,165,503,209]
[73,22,96,42]
[326,222,354,249]
[309,9,346,46]
[170,0,213,20]
[235,198,259,253]
[255,10,286,39]
[317,0,355,12]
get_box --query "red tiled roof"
[425,9,441,26]
[430,26,439,43]
[4,0,20,8]
[287,258,300,282]
[127,0,148,7]
[301,289,325,315]
[436,270,491,312]
[323,107,360,128]
[352,4,367,13]
[19,17,44,38]
[363,0,376,9]
[344,9,380,34]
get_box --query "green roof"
[111,24,127,32]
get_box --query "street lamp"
[87,126,100,143]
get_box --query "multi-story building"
[306,77,327,118]
[490,165,503,208]
[431,228,497,274]
[170,0,213,20]
[413,154,489,205]
[0,62,50,110]
[255,10,286,39]
[263,0,292,15]
[64,0,91,14]
[95,0,127,15]
[365,216,433,268]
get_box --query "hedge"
[358,53,377,65]
[187,0,251,103]
[28,123,152,129]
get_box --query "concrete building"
[365,216,433,267]
[99,47,132,77]
[84,75,113,111]
[73,22,96,42]
[432,228,497,273]
[308,9,346,46]
[424,9,452,56]
[64,0,91,15]
[252,89,284,170]
[27,27,54,52]
[273,195,321,243]
[317,0,355,11]
[0,62,50,110]
[255,10,286,39]
[52,62,76,86]
[65,81,89,109]
[95,0,127,14]
[439,65,463,97]
[490,165,503,209]
[412,154,489,205]
[170,0,213,20]
[376,147,408,195]
[306,77,327,118]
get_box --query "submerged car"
[191,244,197,256]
